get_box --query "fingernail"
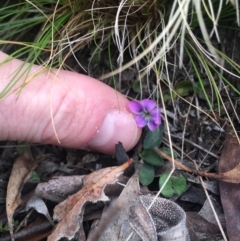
[88,109,141,153]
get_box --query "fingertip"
[88,109,142,154]
[0,52,142,154]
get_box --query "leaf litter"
[3,144,191,240]
[218,125,240,241]
[88,162,189,241]
[156,123,240,240]
[6,148,44,241]
[2,124,240,241]
[47,158,134,241]
[0,124,238,240]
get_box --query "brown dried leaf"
[219,127,240,241]
[47,158,134,241]
[89,163,189,241]
[36,175,129,203]
[186,212,219,237]
[24,194,54,226]
[141,195,189,241]
[88,163,158,241]
[35,175,85,203]
[219,163,240,183]
[6,149,42,241]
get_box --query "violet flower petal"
[135,115,147,128]
[140,99,156,112]
[150,108,161,125]
[129,101,143,114]
[129,98,161,131]
[148,120,158,131]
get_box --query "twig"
[155,148,220,179]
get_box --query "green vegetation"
[159,173,187,198]
[139,125,187,195]
[0,220,18,233]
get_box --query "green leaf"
[139,163,155,186]
[193,82,202,94]
[159,173,187,197]
[16,145,27,155]
[143,125,163,149]
[140,149,163,166]
[160,147,178,159]
[92,52,101,63]
[163,94,171,102]
[90,44,101,63]
[0,223,9,232]
[0,219,18,233]
[175,80,193,97]
[132,80,141,93]
[159,173,175,198]
[172,175,187,195]
[30,170,40,182]
[163,89,177,101]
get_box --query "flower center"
[143,111,151,120]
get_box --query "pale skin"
[0,51,141,154]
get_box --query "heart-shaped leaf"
[143,125,163,149]
[159,173,187,197]
[139,163,155,186]
[160,147,178,159]
[159,173,175,197]
[140,149,163,166]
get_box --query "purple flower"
[129,99,161,131]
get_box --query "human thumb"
[0,52,141,154]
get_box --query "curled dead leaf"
[89,162,189,241]
[24,194,54,226]
[47,158,134,241]
[35,175,85,203]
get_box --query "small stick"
[155,148,220,179]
